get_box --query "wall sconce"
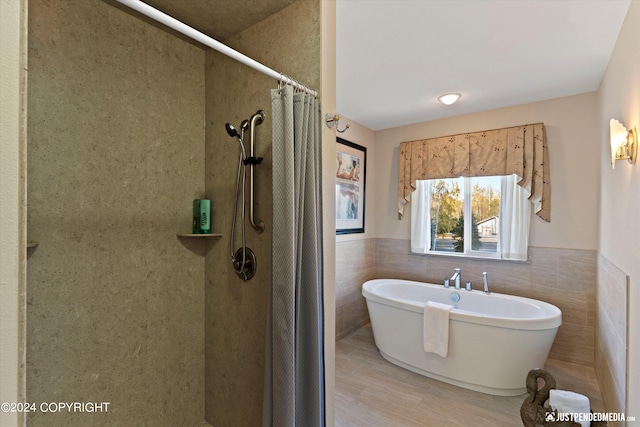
[610,119,637,169]
[325,113,350,133]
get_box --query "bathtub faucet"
[450,268,461,289]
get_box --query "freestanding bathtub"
[362,279,562,396]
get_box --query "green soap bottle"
[199,199,211,234]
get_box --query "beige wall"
[374,92,600,250]
[335,115,376,243]
[334,116,376,341]
[26,0,206,425]
[205,1,322,425]
[0,1,27,426]
[336,94,602,360]
[597,0,639,419]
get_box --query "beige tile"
[336,239,377,336]
[529,246,561,287]
[558,249,597,291]
[203,1,322,425]
[595,253,628,421]
[27,0,206,425]
[549,322,594,365]
[595,341,625,426]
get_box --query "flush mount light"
[438,93,461,105]
[610,118,637,169]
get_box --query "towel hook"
[325,113,350,133]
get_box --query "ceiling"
[142,0,295,40]
[337,0,631,130]
[123,1,630,132]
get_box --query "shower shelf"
[176,234,221,256]
[27,241,39,248]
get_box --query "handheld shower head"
[225,123,238,138]
[226,122,247,160]
[240,120,250,140]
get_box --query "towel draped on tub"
[423,301,453,357]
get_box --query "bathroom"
[0,1,638,427]
[335,1,637,424]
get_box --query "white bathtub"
[362,279,562,396]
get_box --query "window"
[411,174,530,260]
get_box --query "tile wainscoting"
[595,253,628,424]
[336,239,377,340]
[336,238,596,366]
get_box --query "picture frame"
[336,137,366,234]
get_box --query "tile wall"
[336,238,597,366]
[335,239,377,340]
[204,2,321,425]
[27,0,206,425]
[595,253,628,425]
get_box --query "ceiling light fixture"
[438,93,461,105]
[609,118,637,169]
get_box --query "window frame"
[412,174,530,261]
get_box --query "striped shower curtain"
[264,85,325,427]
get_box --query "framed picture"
[336,137,366,234]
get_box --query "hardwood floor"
[335,325,605,427]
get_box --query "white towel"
[549,389,591,427]
[423,301,453,357]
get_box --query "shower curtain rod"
[116,0,318,97]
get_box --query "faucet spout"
[451,268,461,289]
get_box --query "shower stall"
[24,0,329,426]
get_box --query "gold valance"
[398,123,550,222]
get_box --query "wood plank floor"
[335,325,605,427]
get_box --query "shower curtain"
[264,85,325,427]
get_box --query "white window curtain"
[499,174,531,260]
[410,174,530,260]
[411,180,431,253]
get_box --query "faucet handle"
[444,278,450,288]
[466,281,472,291]
[482,272,490,294]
